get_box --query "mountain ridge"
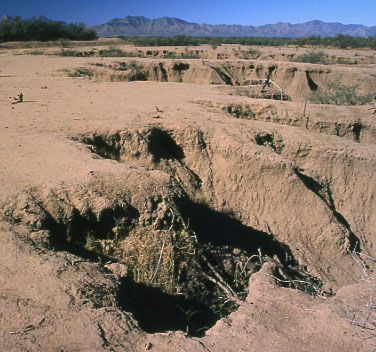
[90,16,376,37]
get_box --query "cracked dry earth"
[0,45,376,351]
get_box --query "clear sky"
[1,0,375,27]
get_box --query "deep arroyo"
[1,44,375,351]
[8,121,374,335]
[3,126,330,336]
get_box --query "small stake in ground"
[12,93,23,104]
[369,95,376,114]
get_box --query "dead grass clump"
[59,49,78,56]
[63,62,148,81]
[66,67,94,78]
[120,226,197,295]
[224,103,274,119]
[226,104,256,119]
[59,49,95,57]
[111,61,145,72]
[240,48,261,59]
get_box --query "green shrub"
[99,47,126,57]
[98,47,138,57]
[128,61,144,70]
[0,16,97,42]
[90,62,103,67]
[293,50,329,64]
[127,61,147,81]
[58,49,94,57]
[308,79,373,105]
[114,61,129,71]
[163,52,178,59]
[59,49,78,56]
[335,57,358,65]
[172,62,190,71]
[180,52,200,59]
[245,49,261,59]
[27,50,43,55]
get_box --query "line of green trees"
[0,16,97,42]
[122,34,376,49]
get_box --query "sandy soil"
[1,42,376,351]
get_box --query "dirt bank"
[0,45,375,351]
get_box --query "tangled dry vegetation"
[346,247,376,345]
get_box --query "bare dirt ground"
[1,41,376,351]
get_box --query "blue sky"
[1,0,375,27]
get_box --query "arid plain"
[1,39,376,351]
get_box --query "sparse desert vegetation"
[292,50,330,64]
[121,34,376,49]
[308,79,373,105]
[292,50,359,65]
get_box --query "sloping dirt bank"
[2,121,374,346]
[0,50,375,351]
[77,124,375,288]
[62,59,376,102]
[210,100,376,144]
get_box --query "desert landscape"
[0,39,376,351]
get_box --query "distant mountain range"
[90,16,376,38]
[2,14,375,38]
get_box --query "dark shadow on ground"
[117,278,219,337]
[175,197,296,266]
